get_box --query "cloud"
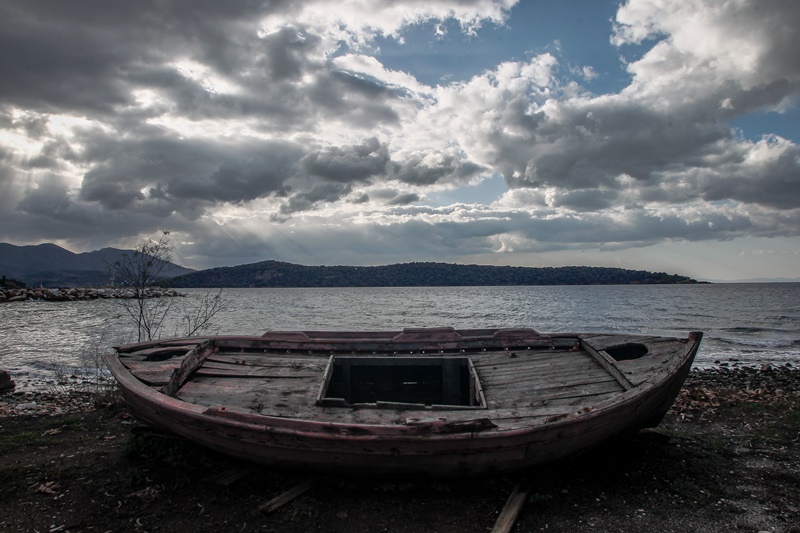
[0,0,798,279]
[75,129,306,213]
[612,0,800,114]
[278,182,354,216]
[300,138,390,183]
[386,193,421,206]
[390,150,488,186]
[449,0,800,216]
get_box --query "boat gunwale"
[103,331,701,444]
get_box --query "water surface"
[1,283,798,385]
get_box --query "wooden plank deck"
[585,335,688,386]
[121,355,190,386]
[176,375,322,416]
[147,346,630,430]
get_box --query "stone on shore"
[0,369,15,394]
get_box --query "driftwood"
[258,480,314,513]
[491,482,532,533]
[212,466,253,487]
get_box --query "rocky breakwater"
[0,287,184,303]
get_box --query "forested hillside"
[166,260,700,288]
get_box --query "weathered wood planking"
[122,357,190,386]
[196,362,323,379]
[214,335,576,355]
[181,366,554,421]
[478,359,609,386]
[581,335,663,351]
[207,352,327,368]
[471,349,575,368]
[480,353,614,387]
[116,339,208,354]
[176,375,321,413]
[161,340,216,397]
[484,377,621,404]
[493,384,623,410]
[520,390,621,410]
[104,329,703,476]
[474,356,593,377]
[508,380,623,404]
[613,339,692,385]
[182,345,619,415]
[176,373,621,429]
[580,339,635,391]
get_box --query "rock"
[1,286,184,303]
[0,369,15,394]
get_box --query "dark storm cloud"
[18,175,89,222]
[25,139,78,170]
[548,189,621,211]
[260,25,319,81]
[390,151,487,186]
[0,0,397,131]
[128,25,338,128]
[278,182,353,215]
[8,173,179,245]
[697,139,800,210]
[299,138,390,182]
[0,7,133,114]
[309,70,402,128]
[75,130,305,215]
[11,113,50,140]
[513,209,754,248]
[0,0,413,242]
[499,99,735,192]
[0,1,294,115]
[386,193,421,206]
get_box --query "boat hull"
[105,329,702,476]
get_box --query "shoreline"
[1,366,798,532]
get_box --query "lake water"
[1,283,799,387]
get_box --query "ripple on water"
[1,283,799,378]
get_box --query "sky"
[1,0,799,282]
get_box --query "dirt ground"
[0,367,798,533]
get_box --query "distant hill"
[0,243,195,287]
[165,260,700,288]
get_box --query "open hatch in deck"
[316,356,487,409]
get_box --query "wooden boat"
[104,327,702,477]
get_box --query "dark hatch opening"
[605,343,649,361]
[317,356,486,409]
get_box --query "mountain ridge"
[2,242,705,288]
[0,242,195,287]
